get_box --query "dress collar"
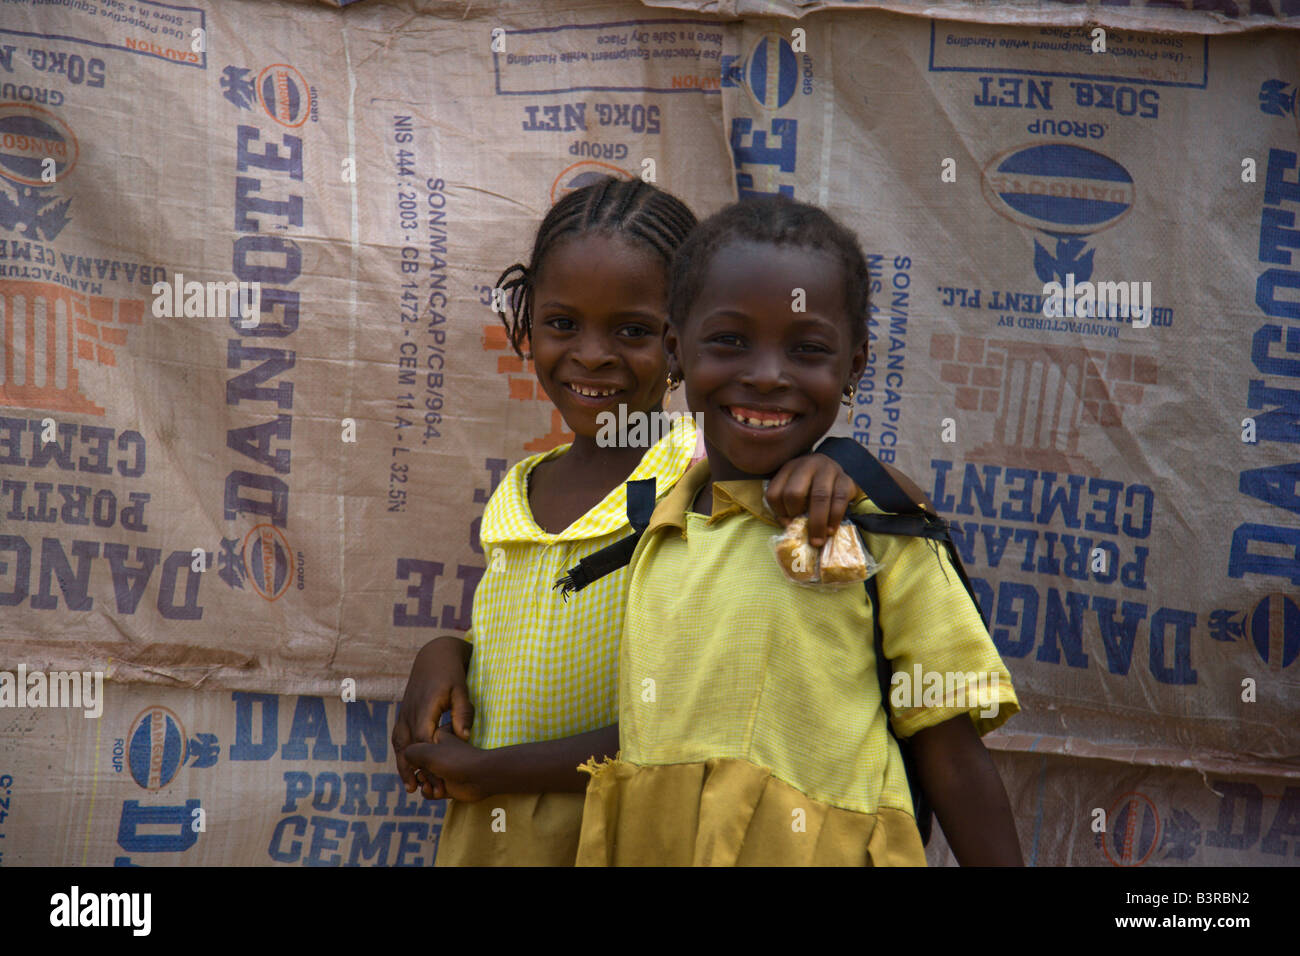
[486,413,698,543]
[646,459,785,536]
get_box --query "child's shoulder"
[850,460,934,514]
[500,445,568,497]
[882,462,934,511]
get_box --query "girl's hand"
[404,730,495,804]
[392,636,474,799]
[765,453,860,547]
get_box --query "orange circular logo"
[258,64,312,128]
[0,102,79,186]
[242,523,294,601]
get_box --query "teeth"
[571,384,617,398]
[728,408,793,429]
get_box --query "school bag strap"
[814,439,933,845]
[818,435,988,849]
[862,570,932,846]
[553,478,656,600]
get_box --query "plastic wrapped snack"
[773,516,820,583]
[819,520,874,584]
[771,516,881,587]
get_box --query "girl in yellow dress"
[575,197,1024,866]
[393,179,864,865]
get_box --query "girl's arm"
[403,724,619,802]
[909,714,1024,866]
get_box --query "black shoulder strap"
[865,570,933,846]
[817,437,954,847]
[553,478,656,599]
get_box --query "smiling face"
[666,239,869,480]
[528,232,671,438]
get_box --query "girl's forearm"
[911,716,1024,866]
[481,724,619,795]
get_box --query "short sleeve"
[864,521,1019,739]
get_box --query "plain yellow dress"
[576,460,1020,866]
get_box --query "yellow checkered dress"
[466,415,697,749]
[434,415,697,866]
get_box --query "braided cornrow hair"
[494,176,699,357]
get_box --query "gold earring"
[842,386,855,424]
[667,372,681,393]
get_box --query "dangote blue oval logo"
[981,143,1135,235]
[127,706,186,791]
[243,523,293,601]
[0,103,79,186]
[258,64,311,128]
[1251,593,1299,669]
[742,34,797,111]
